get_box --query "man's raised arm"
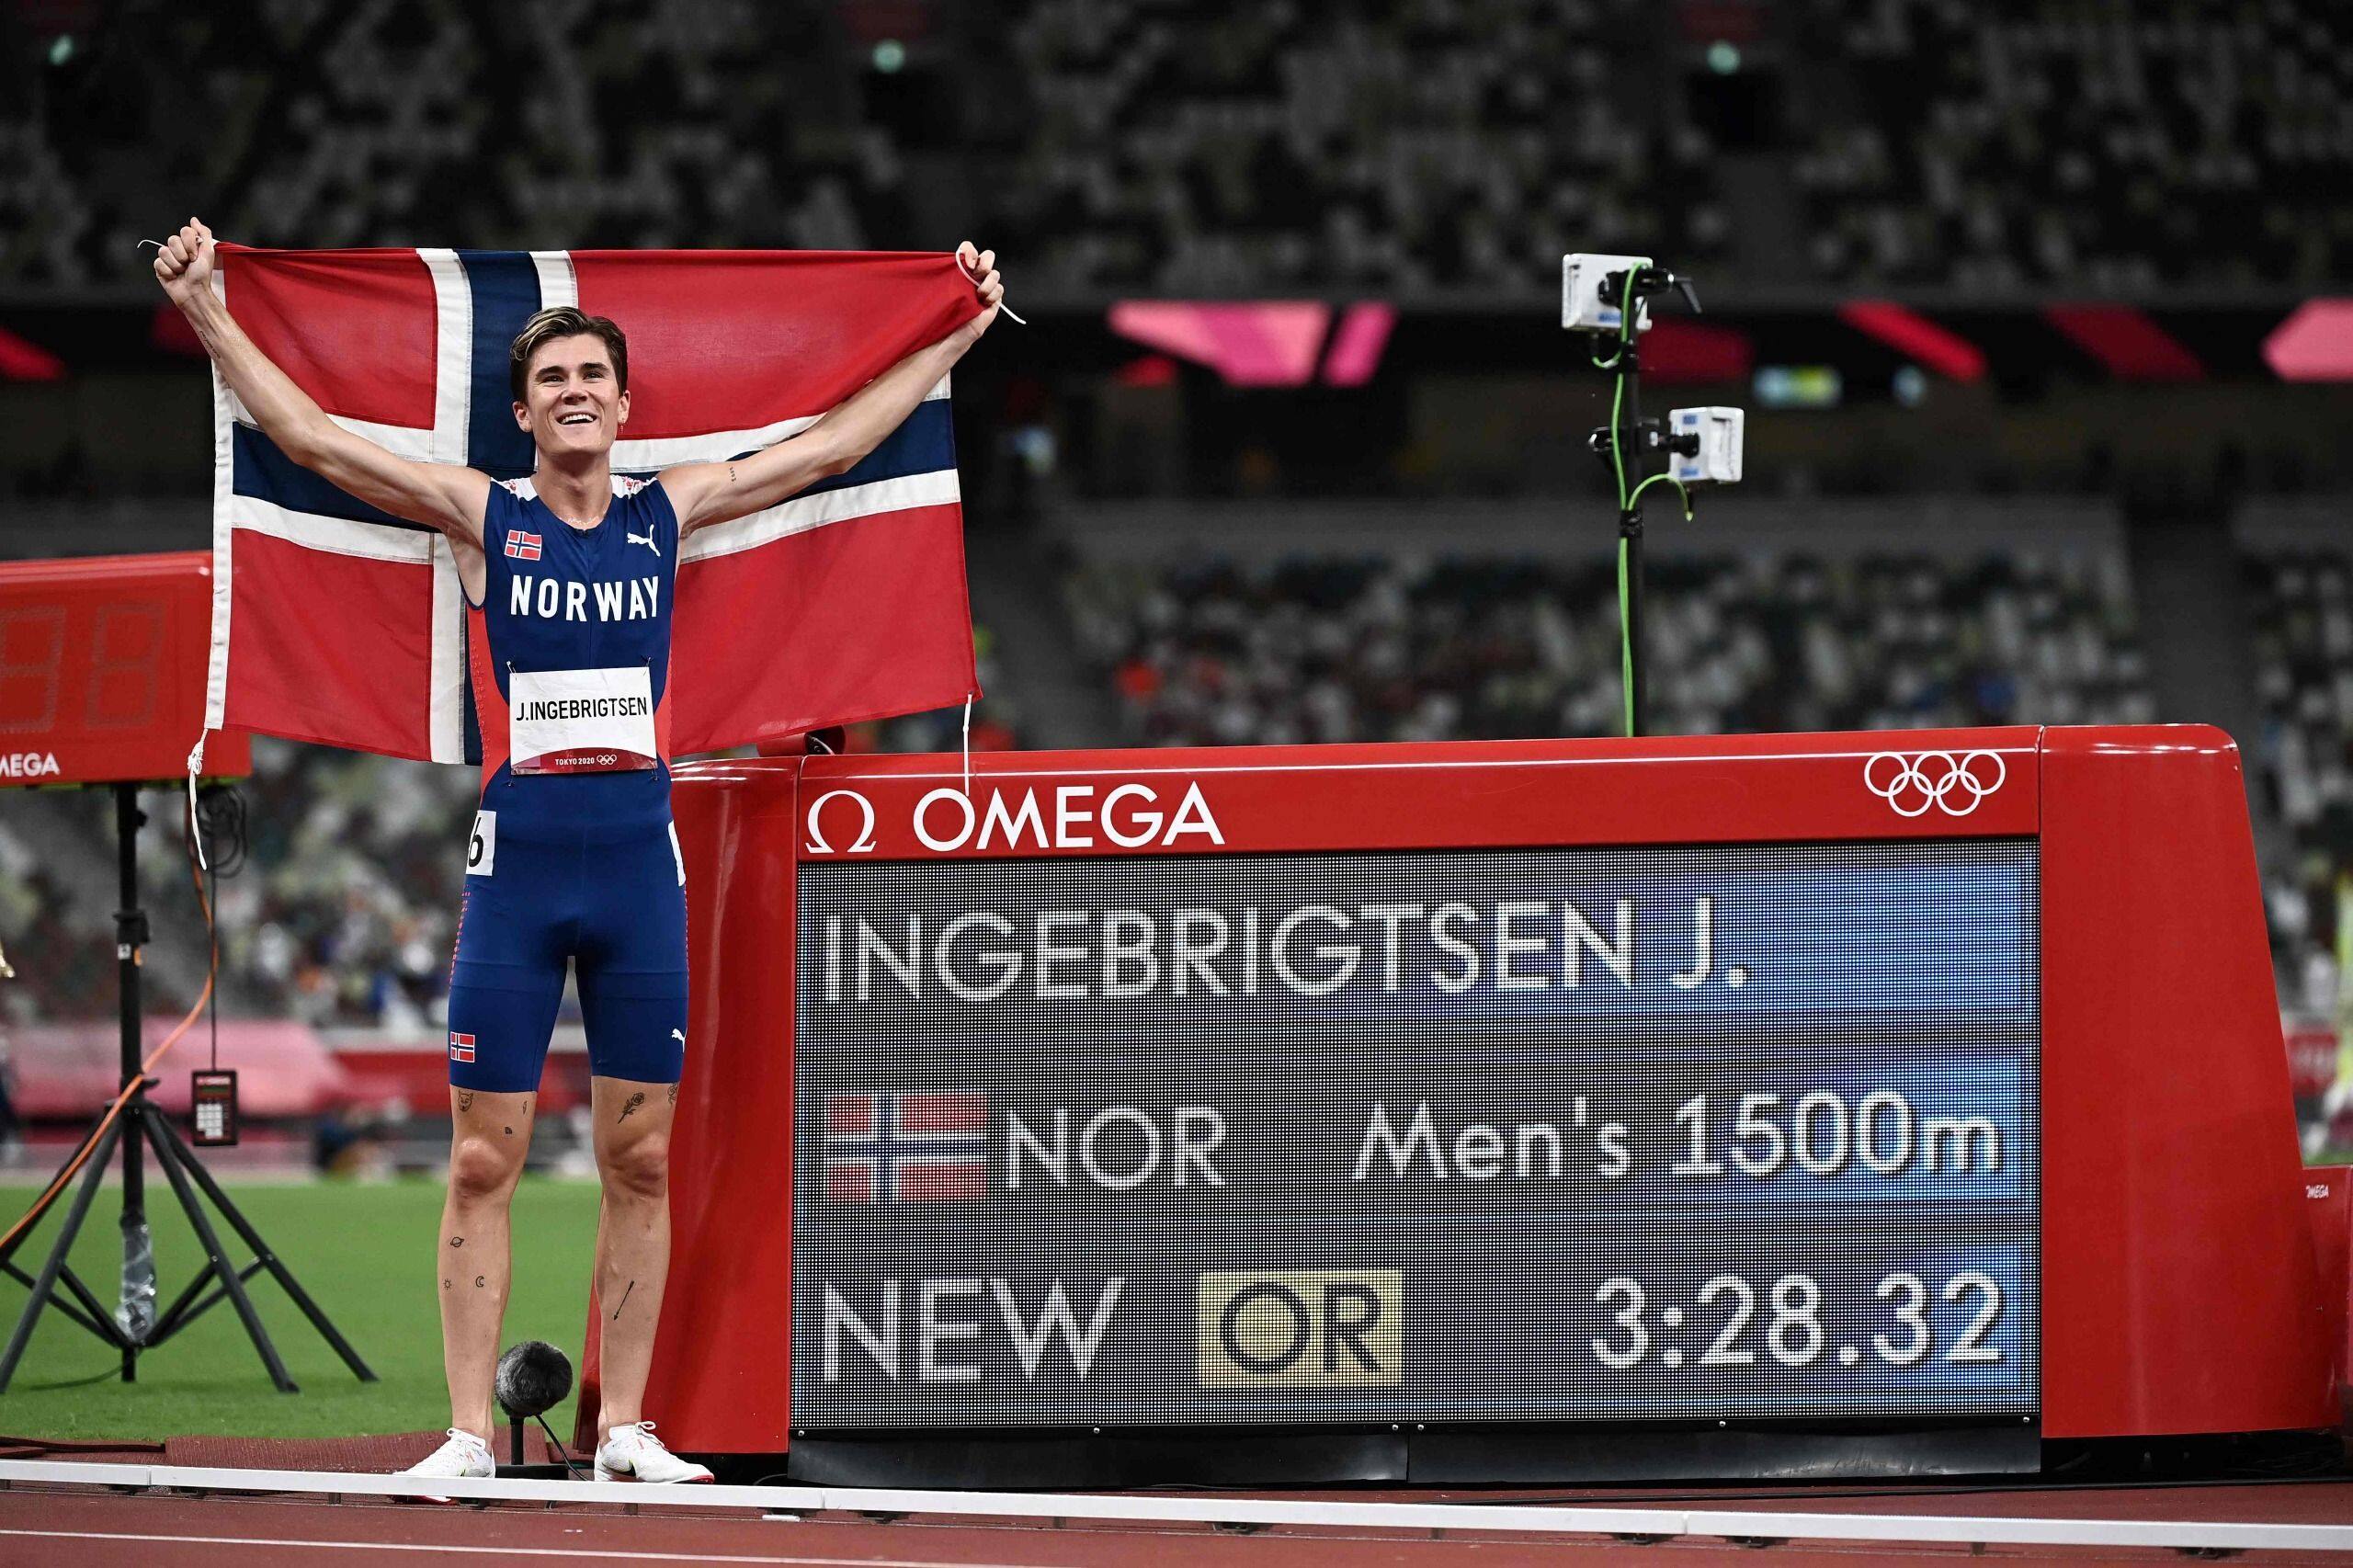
[154,219,489,549]
[662,243,1005,538]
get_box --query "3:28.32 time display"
[1590,1271,2005,1372]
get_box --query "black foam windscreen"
[494,1339,573,1420]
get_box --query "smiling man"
[153,218,1003,1489]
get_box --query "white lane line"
[6,1461,2352,1554]
[0,1530,1049,1568]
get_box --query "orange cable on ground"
[0,811,219,1258]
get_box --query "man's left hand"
[954,241,1003,341]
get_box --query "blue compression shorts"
[445,795,688,1094]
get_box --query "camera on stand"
[1560,252,1658,335]
[1562,254,1745,738]
[1668,406,1745,485]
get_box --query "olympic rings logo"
[1862,751,2007,818]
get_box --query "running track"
[9,1485,2353,1568]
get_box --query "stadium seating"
[999,0,1727,293]
[1066,547,2155,747]
[14,0,1705,292]
[9,0,2339,290]
[2245,544,2353,1022]
[1791,0,2353,288]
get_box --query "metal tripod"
[0,783,373,1392]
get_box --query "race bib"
[468,810,495,876]
[509,666,658,775]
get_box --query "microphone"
[494,1339,573,1422]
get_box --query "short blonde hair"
[508,306,629,403]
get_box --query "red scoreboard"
[585,725,2336,1484]
[0,552,249,787]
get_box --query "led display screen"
[791,841,2040,1429]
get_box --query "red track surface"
[7,1483,2353,1568]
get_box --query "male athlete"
[154,219,1004,1486]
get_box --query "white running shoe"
[595,1420,713,1483]
[399,1427,494,1503]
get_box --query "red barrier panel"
[2039,729,2329,1437]
[597,725,2336,1462]
[579,763,801,1452]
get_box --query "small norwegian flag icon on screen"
[824,1091,985,1203]
[504,530,542,562]
[448,1031,477,1063]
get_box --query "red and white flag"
[200,245,983,764]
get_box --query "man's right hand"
[153,218,216,307]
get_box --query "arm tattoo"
[611,1279,636,1320]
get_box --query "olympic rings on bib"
[1861,750,2007,819]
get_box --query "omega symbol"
[803,789,878,855]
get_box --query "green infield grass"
[0,1176,599,1443]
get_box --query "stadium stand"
[10,0,2341,292]
[2241,513,2352,1027]
[1791,0,2353,289]
[1,0,914,283]
[1001,0,1728,293]
[1064,503,2155,746]
[9,0,1708,293]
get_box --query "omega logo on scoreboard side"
[1198,1270,1404,1390]
[0,752,61,779]
[802,780,1225,856]
[803,790,879,855]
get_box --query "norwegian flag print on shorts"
[448,1031,477,1063]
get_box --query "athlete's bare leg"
[437,1086,537,1441]
[588,1074,676,1441]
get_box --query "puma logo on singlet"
[627,529,661,556]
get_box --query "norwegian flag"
[199,245,982,762]
[503,529,542,562]
[824,1091,986,1203]
[448,1031,476,1063]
